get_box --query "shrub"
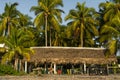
[0,64,26,75]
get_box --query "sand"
[0,74,120,80]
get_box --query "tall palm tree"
[30,0,64,46]
[98,1,120,55]
[65,2,98,47]
[2,27,34,71]
[0,2,20,36]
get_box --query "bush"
[0,64,26,76]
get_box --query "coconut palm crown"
[30,0,64,46]
[65,2,98,47]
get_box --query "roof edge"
[30,46,105,50]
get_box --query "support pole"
[25,61,27,73]
[45,63,47,74]
[106,64,109,75]
[84,62,86,74]
[54,63,57,74]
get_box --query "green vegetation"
[0,0,119,74]
[0,64,25,76]
[98,1,120,56]
[30,0,64,46]
[0,2,35,72]
[65,2,98,47]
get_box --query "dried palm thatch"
[29,47,117,64]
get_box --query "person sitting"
[57,68,62,75]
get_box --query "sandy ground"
[0,75,120,80]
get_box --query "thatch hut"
[29,47,116,64]
[27,47,117,75]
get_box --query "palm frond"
[101,25,119,34]
[34,13,45,28]
[1,51,15,64]
[105,40,117,57]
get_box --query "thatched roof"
[29,47,117,64]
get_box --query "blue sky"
[0,0,106,25]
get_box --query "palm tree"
[98,1,120,55]
[30,0,64,46]
[99,1,120,22]
[65,2,98,47]
[2,27,34,71]
[18,14,33,28]
[51,25,68,46]
[110,0,120,3]
[27,27,44,46]
[0,2,20,36]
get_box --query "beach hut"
[27,47,117,75]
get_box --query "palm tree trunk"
[80,23,84,47]
[14,58,19,71]
[7,17,11,36]
[8,25,10,36]
[45,14,48,47]
[5,18,9,36]
[50,27,52,46]
[19,59,22,71]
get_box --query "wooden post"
[25,61,27,73]
[106,64,109,75]
[50,63,53,68]
[45,63,47,74]
[71,65,74,74]
[84,62,86,74]
[54,63,57,74]
[49,63,53,74]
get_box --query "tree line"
[0,0,120,70]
